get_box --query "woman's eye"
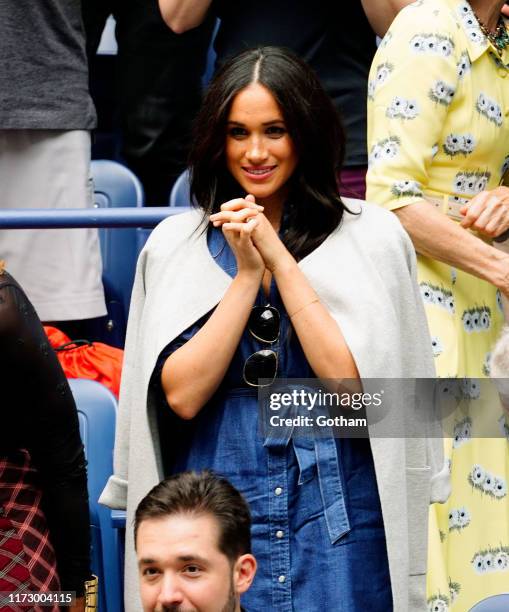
[266,126,286,137]
[228,127,247,138]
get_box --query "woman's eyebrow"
[226,119,285,126]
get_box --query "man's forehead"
[136,512,223,561]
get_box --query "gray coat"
[100,201,449,611]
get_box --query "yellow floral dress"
[366,0,509,609]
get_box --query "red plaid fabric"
[0,450,60,612]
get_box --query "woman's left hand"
[460,187,509,238]
[210,195,294,272]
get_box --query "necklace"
[471,7,509,51]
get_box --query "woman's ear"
[233,553,257,594]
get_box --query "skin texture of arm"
[360,0,416,36]
[158,0,212,33]
[394,200,509,295]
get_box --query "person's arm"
[158,0,212,33]
[393,200,509,294]
[0,277,91,598]
[364,5,509,290]
[161,202,265,419]
[360,0,415,36]
[210,208,360,380]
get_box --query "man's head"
[134,471,257,612]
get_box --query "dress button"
[498,68,508,78]
[505,109,509,117]
[276,530,284,539]
[278,575,286,583]
[274,487,283,496]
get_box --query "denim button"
[276,530,284,539]
[278,575,286,583]
[274,486,283,496]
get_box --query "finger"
[245,194,256,204]
[460,193,490,228]
[502,4,509,17]
[472,196,504,234]
[220,197,264,212]
[222,219,259,235]
[210,208,259,226]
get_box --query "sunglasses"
[243,305,280,387]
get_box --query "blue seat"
[70,378,122,612]
[469,594,509,611]
[169,168,194,207]
[91,160,144,345]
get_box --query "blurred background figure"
[82,0,215,205]
[0,265,94,611]
[0,0,106,335]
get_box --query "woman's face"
[225,83,298,209]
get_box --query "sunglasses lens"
[243,349,278,387]
[249,306,280,343]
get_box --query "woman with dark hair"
[101,47,447,611]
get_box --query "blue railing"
[0,206,188,229]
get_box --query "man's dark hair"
[190,45,351,261]
[134,471,252,562]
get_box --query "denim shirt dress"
[155,226,392,611]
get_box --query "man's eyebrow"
[177,554,210,565]
[138,557,156,566]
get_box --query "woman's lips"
[242,165,276,181]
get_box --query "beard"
[159,573,237,612]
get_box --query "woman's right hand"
[210,198,265,278]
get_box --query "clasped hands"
[460,186,509,240]
[209,194,292,277]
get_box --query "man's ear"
[233,553,257,594]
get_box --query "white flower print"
[477,93,503,126]
[420,282,436,304]
[379,31,393,49]
[431,336,443,356]
[461,378,480,399]
[494,551,509,571]
[410,34,427,53]
[457,507,470,528]
[456,52,471,79]
[466,27,485,44]
[453,417,472,448]
[484,552,495,572]
[448,580,461,604]
[454,171,491,196]
[448,508,459,530]
[492,477,508,498]
[410,33,455,56]
[391,179,423,197]
[386,97,420,120]
[479,308,491,330]
[445,294,455,314]
[470,464,486,486]
[498,415,509,441]
[462,310,474,332]
[429,80,455,106]
[443,134,463,156]
[369,136,400,165]
[472,553,486,574]
[482,471,497,495]
[428,596,449,612]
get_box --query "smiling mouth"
[242,165,276,178]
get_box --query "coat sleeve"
[99,246,149,509]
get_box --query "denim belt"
[264,424,350,545]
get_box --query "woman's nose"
[245,136,268,163]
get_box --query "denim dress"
[156,227,392,611]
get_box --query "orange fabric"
[44,326,123,398]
